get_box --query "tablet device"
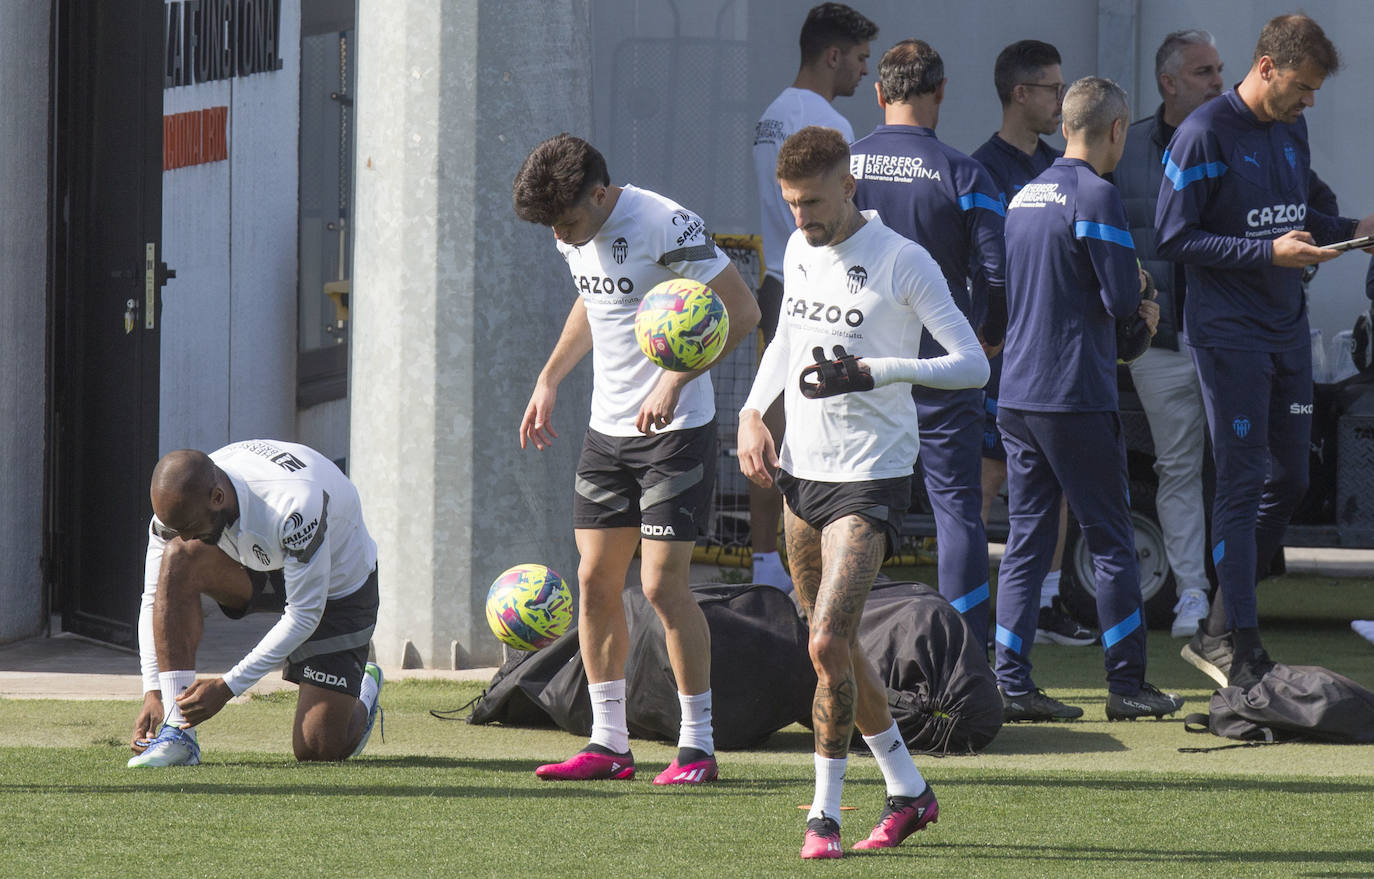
[1323,234,1374,253]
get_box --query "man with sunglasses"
[128,440,383,767]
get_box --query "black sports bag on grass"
[1184,663,1374,745]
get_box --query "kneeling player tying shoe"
[513,134,759,784]
[128,441,383,767]
[738,125,988,859]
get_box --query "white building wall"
[160,0,301,454]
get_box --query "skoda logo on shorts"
[1232,416,1251,439]
[252,544,270,565]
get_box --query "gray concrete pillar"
[0,2,50,642]
[351,0,593,667]
[1098,0,1140,114]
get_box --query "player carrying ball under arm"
[738,126,987,859]
[514,134,759,784]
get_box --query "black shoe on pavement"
[1105,683,1185,721]
[1034,599,1099,646]
[1001,687,1084,722]
[1180,628,1233,687]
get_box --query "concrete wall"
[351,0,593,668]
[0,2,50,641]
[586,0,1373,350]
[160,0,301,454]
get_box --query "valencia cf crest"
[612,237,628,264]
[846,265,868,295]
[1283,142,1297,171]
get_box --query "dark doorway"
[47,0,167,646]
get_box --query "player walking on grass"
[1156,14,1374,692]
[129,441,383,767]
[738,126,988,858]
[850,38,1007,652]
[514,134,758,785]
[994,78,1183,723]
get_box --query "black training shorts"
[573,420,717,541]
[281,568,379,698]
[776,471,910,560]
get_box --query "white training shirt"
[753,88,856,281]
[138,440,379,696]
[556,185,731,437]
[743,212,987,481]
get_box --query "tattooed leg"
[808,514,886,758]
[783,506,822,619]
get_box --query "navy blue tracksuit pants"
[1190,344,1310,631]
[995,407,1146,696]
[915,386,991,649]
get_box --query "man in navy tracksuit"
[850,39,1002,650]
[997,77,1183,722]
[1156,14,1374,690]
[971,41,1096,649]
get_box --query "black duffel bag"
[1184,663,1374,745]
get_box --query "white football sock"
[807,754,848,824]
[677,690,714,755]
[359,668,380,714]
[1039,569,1062,609]
[159,670,197,728]
[862,721,926,798]
[588,679,630,754]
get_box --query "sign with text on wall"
[161,0,285,172]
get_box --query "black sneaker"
[1180,628,1233,687]
[1001,687,1084,722]
[1034,598,1099,646]
[1226,647,1275,692]
[1105,683,1185,721]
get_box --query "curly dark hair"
[512,134,610,226]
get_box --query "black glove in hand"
[799,345,875,399]
[980,293,1008,347]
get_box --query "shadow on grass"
[981,725,1130,755]
[931,775,1374,794]
[870,841,1374,867]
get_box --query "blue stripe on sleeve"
[1074,220,1134,248]
[1162,149,1228,191]
[958,192,1006,216]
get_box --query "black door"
[48,0,166,646]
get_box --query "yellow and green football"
[634,278,729,372]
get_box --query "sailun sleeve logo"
[283,492,329,564]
